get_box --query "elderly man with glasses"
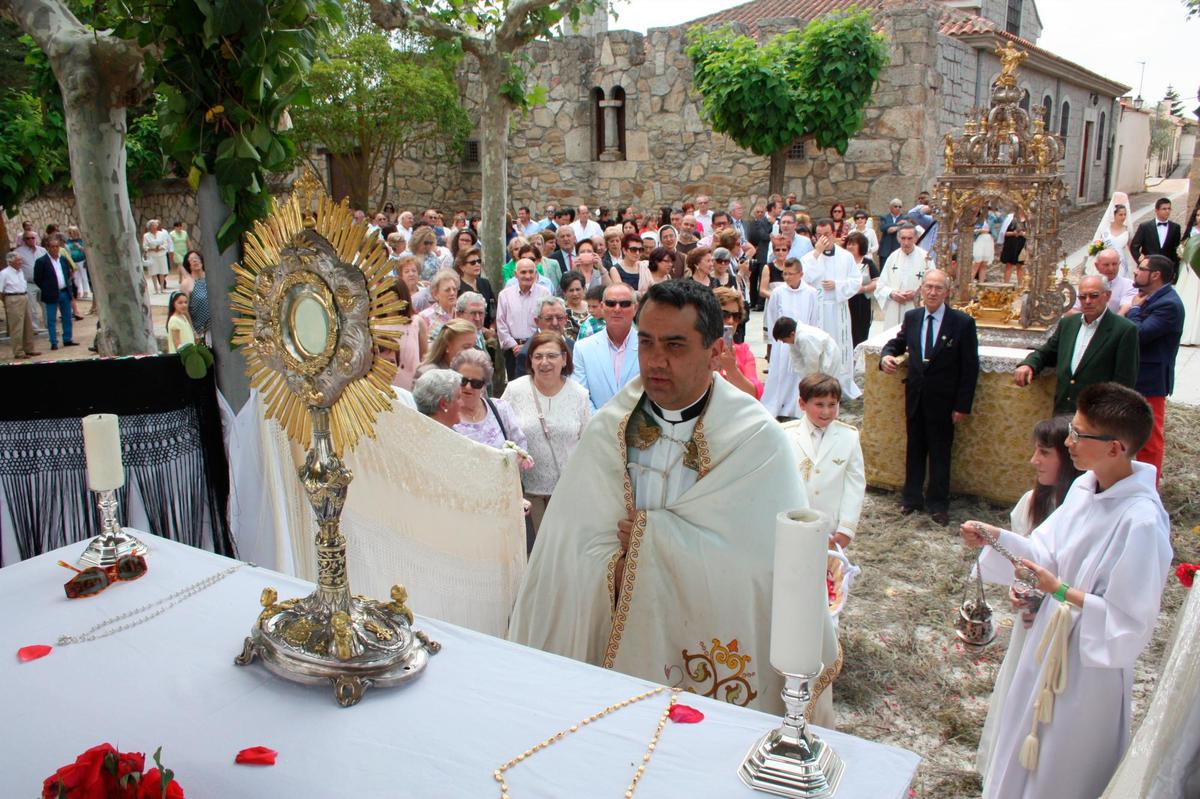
[515,296,575,378]
[13,230,47,331]
[878,198,905,265]
[1014,273,1139,415]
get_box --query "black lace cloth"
[0,355,233,562]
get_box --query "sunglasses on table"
[460,376,487,389]
[604,299,634,308]
[59,554,148,599]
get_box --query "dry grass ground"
[831,399,1200,798]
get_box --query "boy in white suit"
[784,372,865,550]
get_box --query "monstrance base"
[235,592,437,707]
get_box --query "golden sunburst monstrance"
[230,171,409,452]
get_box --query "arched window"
[1096,112,1106,161]
[590,87,605,161]
[1018,89,1030,112]
[611,86,627,159]
[1041,95,1053,128]
[1059,100,1070,137]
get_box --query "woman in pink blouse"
[713,287,763,399]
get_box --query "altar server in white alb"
[873,223,927,330]
[960,382,1173,799]
[801,218,863,399]
[509,280,839,718]
[761,258,820,419]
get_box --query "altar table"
[856,328,1055,506]
[2,535,919,798]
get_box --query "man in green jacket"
[1013,274,1139,415]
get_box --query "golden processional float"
[934,43,1076,348]
[231,171,439,706]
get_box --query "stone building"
[375,0,1130,217]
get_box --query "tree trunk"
[197,175,251,410]
[477,57,511,288]
[769,148,788,198]
[3,0,156,355]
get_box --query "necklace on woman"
[494,687,678,799]
[460,400,488,423]
[56,564,245,646]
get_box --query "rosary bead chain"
[496,687,678,799]
[57,564,245,646]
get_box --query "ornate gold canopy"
[230,172,408,451]
[933,45,1076,342]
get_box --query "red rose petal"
[235,746,277,766]
[668,704,705,723]
[18,644,52,662]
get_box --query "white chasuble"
[761,282,820,419]
[509,376,840,715]
[801,246,862,399]
[977,463,1172,799]
[874,246,928,329]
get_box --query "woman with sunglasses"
[451,348,532,463]
[829,202,849,244]
[609,233,651,291]
[712,287,763,399]
[502,331,590,538]
[455,246,495,328]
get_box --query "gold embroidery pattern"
[605,551,620,616]
[804,642,844,722]
[689,408,713,478]
[625,404,661,450]
[798,456,814,482]
[680,637,758,707]
[603,511,646,668]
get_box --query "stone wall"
[381,3,950,218]
[937,34,978,132]
[5,180,291,251]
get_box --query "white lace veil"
[1092,191,1131,243]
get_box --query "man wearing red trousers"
[1126,254,1185,483]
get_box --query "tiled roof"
[681,1,1129,95]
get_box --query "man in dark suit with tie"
[1130,198,1182,281]
[1013,274,1140,415]
[880,269,979,526]
[877,198,905,266]
[548,224,576,276]
[32,234,78,350]
[1127,254,1185,483]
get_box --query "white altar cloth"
[1,534,919,798]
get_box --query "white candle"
[769,509,830,676]
[82,414,124,491]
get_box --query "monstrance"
[232,171,437,706]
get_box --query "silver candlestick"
[739,669,845,798]
[78,489,148,568]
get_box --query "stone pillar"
[598,99,623,162]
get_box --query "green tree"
[1163,85,1184,117]
[291,19,470,212]
[0,90,66,246]
[686,10,889,195]
[364,0,608,286]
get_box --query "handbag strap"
[529,382,562,477]
[484,397,509,441]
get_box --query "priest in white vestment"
[761,259,820,419]
[801,221,863,399]
[962,384,1172,799]
[874,224,928,330]
[510,280,840,718]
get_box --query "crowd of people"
[5,188,1198,798]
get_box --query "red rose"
[42,744,115,799]
[110,752,146,799]
[137,769,184,799]
[1177,562,1198,588]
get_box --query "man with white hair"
[1014,273,1139,415]
[515,296,575,377]
[456,291,493,350]
[413,369,464,426]
[694,195,713,234]
[2,251,40,359]
[13,227,47,330]
[1067,248,1135,316]
[497,258,550,378]
[397,211,414,244]
[569,205,603,242]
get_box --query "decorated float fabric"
[0,354,233,565]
